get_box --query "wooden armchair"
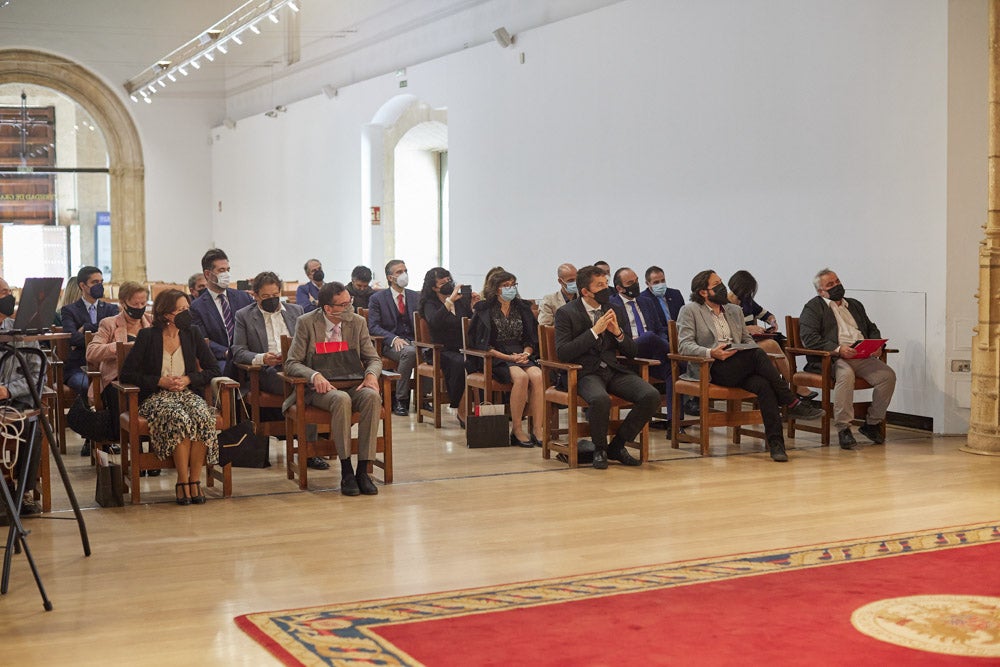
[667,321,766,456]
[537,324,654,467]
[413,311,449,427]
[460,317,513,420]
[46,326,76,454]
[784,316,896,446]
[113,341,237,504]
[279,369,398,490]
[235,335,292,440]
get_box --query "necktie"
[397,293,406,316]
[219,293,234,344]
[591,309,601,325]
[88,303,97,324]
[660,299,671,322]
[327,322,342,342]
[628,301,645,336]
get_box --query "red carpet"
[236,523,1000,666]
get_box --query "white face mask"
[214,271,231,289]
[395,272,409,289]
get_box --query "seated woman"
[86,281,152,402]
[119,289,221,505]
[467,270,544,447]
[418,267,480,427]
[727,270,815,400]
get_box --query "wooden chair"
[235,335,292,440]
[46,326,76,455]
[460,317,513,420]
[359,306,413,409]
[413,311,449,427]
[279,367,398,490]
[784,316,896,446]
[113,341,237,504]
[667,320,766,456]
[537,324,654,467]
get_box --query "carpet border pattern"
[235,521,1000,666]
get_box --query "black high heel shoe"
[188,481,206,505]
[530,434,543,447]
[175,483,191,506]
[510,432,534,448]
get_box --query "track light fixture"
[493,27,514,48]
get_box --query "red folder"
[315,341,349,354]
[850,339,888,359]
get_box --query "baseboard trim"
[886,411,933,432]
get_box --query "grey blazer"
[537,290,575,327]
[676,302,756,380]
[231,302,304,366]
[281,308,382,412]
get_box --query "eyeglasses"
[500,282,518,288]
[328,299,352,309]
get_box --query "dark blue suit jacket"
[188,288,254,366]
[610,293,669,339]
[60,298,120,373]
[639,287,685,327]
[367,287,419,344]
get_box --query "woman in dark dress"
[418,267,480,427]
[467,270,543,447]
[119,289,220,505]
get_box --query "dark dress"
[466,299,539,384]
[420,296,472,407]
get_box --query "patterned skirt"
[139,390,219,464]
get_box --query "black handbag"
[217,394,271,468]
[466,403,509,448]
[67,395,115,443]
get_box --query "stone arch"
[0,49,146,281]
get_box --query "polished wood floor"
[3,411,998,665]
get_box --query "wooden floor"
[3,411,998,665]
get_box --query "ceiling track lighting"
[124,0,309,104]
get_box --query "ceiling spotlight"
[204,50,215,62]
[322,84,338,99]
[157,78,166,88]
[144,97,152,104]
[275,105,287,112]
[156,60,172,70]
[167,72,176,82]
[265,110,278,118]
[268,12,279,23]
[130,94,138,103]
[217,43,228,54]
[232,34,243,46]
[493,27,514,48]
[191,58,201,69]
[140,89,149,98]
[249,22,261,34]
[179,65,188,76]
[288,1,299,11]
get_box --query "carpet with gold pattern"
[236,522,1000,665]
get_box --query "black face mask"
[439,281,455,296]
[0,294,15,317]
[125,304,146,321]
[826,284,845,302]
[622,283,641,300]
[312,269,325,283]
[172,310,193,331]
[260,297,281,313]
[592,287,612,305]
[708,283,729,305]
[89,283,105,300]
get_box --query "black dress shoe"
[798,390,819,401]
[592,449,608,470]
[392,405,409,417]
[768,439,789,462]
[80,440,91,457]
[787,401,825,421]
[147,469,161,477]
[839,428,860,450]
[307,456,330,470]
[340,474,360,496]
[356,472,379,495]
[510,432,533,448]
[858,422,885,444]
[608,447,641,466]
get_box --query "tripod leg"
[14,534,53,611]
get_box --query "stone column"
[965,0,1000,455]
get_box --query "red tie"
[397,293,406,316]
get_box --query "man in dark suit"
[555,265,661,469]
[639,265,685,327]
[366,259,419,416]
[610,266,675,427]
[59,265,119,410]
[189,248,253,378]
[283,282,383,496]
[799,268,896,449]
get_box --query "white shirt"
[704,303,734,354]
[252,306,290,365]
[825,298,863,347]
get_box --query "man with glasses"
[283,282,383,496]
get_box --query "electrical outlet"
[951,360,971,373]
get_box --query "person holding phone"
[418,268,480,427]
[677,270,824,462]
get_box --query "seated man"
[346,265,378,310]
[555,265,661,469]
[367,259,418,416]
[537,263,577,327]
[610,266,674,427]
[187,272,207,301]
[60,265,119,398]
[677,270,823,462]
[295,258,324,313]
[639,265,685,327]
[799,268,896,448]
[189,248,253,377]
[283,282,383,496]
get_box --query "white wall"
[209,0,984,431]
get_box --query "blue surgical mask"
[500,286,518,302]
[564,281,577,295]
[650,283,668,298]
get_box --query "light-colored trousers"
[833,357,896,430]
[306,386,381,460]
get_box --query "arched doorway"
[0,49,146,280]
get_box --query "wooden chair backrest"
[49,325,72,364]
[667,320,680,355]
[786,316,803,348]
[115,340,134,375]
[84,331,98,371]
[413,311,431,345]
[281,334,292,359]
[358,307,368,321]
[538,324,556,362]
[149,282,187,300]
[461,317,471,356]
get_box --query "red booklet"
[315,341,349,354]
[850,339,888,359]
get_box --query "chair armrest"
[621,356,660,368]
[277,372,308,385]
[380,370,401,380]
[460,347,492,359]
[668,353,712,366]
[539,359,583,372]
[784,347,833,357]
[414,341,443,352]
[235,362,262,373]
[112,380,139,394]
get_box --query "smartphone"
[461,284,472,297]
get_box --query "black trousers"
[440,349,466,408]
[578,369,661,449]
[709,348,794,442]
